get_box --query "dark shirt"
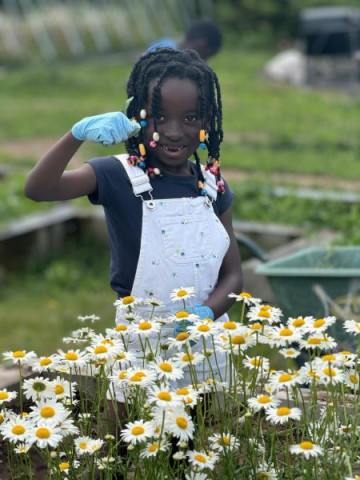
[88,156,233,297]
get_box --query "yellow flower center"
[240,292,252,298]
[323,367,336,377]
[194,454,206,463]
[79,441,88,449]
[94,345,108,354]
[12,425,25,435]
[223,321,237,330]
[349,374,359,384]
[322,354,336,361]
[231,335,245,345]
[299,441,313,450]
[292,318,305,327]
[36,427,51,439]
[40,358,52,366]
[0,392,9,400]
[65,352,78,361]
[308,370,320,379]
[0,414,4,424]
[258,396,271,404]
[259,310,271,318]
[176,332,189,341]
[176,388,190,395]
[59,462,70,471]
[157,392,172,401]
[139,321,152,330]
[279,328,293,337]
[54,384,64,395]
[198,325,210,332]
[115,325,128,332]
[102,339,114,345]
[220,436,230,444]
[277,407,291,416]
[41,407,55,418]
[250,358,262,367]
[176,417,188,429]
[182,354,194,362]
[176,311,189,318]
[177,290,188,297]
[131,426,145,436]
[278,373,292,383]
[13,351,26,358]
[122,296,135,305]
[250,323,262,331]
[129,372,146,382]
[314,319,325,328]
[341,351,352,355]
[149,443,160,453]
[308,338,321,345]
[286,350,295,355]
[119,371,128,380]
[159,362,173,372]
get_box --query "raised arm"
[25,111,140,202]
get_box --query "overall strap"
[201,166,218,201]
[114,154,153,196]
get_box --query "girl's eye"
[185,114,199,122]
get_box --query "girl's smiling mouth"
[159,144,185,153]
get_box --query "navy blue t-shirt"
[88,156,233,297]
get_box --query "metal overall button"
[146,200,156,210]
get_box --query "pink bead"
[210,166,218,175]
[150,140,157,148]
[217,180,225,186]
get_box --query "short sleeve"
[87,156,128,206]
[217,177,234,215]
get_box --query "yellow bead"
[198,181,204,189]
[139,144,146,156]
[199,129,206,142]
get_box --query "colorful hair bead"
[147,167,155,178]
[139,161,146,168]
[153,132,160,142]
[198,142,206,150]
[140,120,147,127]
[150,140,157,148]
[140,109,147,119]
[139,143,146,156]
[199,129,206,143]
[153,168,161,175]
[128,155,138,166]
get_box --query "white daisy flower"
[187,320,220,339]
[0,415,33,443]
[86,343,117,363]
[300,335,337,351]
[55,349,89,369]
[151,358,184,382]
[89,438,104,454]
[187,450,217,470]
[290,440,323,459]
[266,406,302,424]
[218,320,244,336]
[185,473,210,480]
[111,323,131,339]
[77,314,100,323]
[114,295,142,310]
[287,316,313,332]
[305,316,336,334]
[130,319,162,337]
[243,355,270,372]
[125,367,156,387]
[208,432,240,451]
[317,365,344,385]
[56,459,80,474]
[269,371,303,390]
[29,422,64,449]
[278,348,301,359]
[267,325,302,346]
[169,310,199,323]
[30,355,57,373]
[14,443,32,454]
[344,319,360,335]
[145,297,165,308]
[51,376,76,400]
[57,417,79,436]
[173,351,205,368]
[140,440,170,458]
[228,292,261,306]
[255,462,278,480]
[170,287,196,302]
[29,398,70,425]
[247,394,280,412]
[0,389,17,405]
[175,386,199,408]
[147,385,181,409]
[345,369,360,391]
[113,350,137,367]
[166,408,194,441]
[121,420,154,445]
[298,362,321,385]
[166,332,192,351]
[247,304,282,325]
[75,436,93,455]
[337,351,356,367]
[22,377,54,401]
[3,350,36,365]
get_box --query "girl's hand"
[71,112,140,146]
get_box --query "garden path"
[2,137,360,191]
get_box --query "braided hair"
[125,48,225,194]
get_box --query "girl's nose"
[162,120,183,142]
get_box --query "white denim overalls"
[114,154,231,391]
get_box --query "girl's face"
[144,77,204,176]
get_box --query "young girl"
[25,48,242,399]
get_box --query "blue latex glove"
[71,112,140,146]
[193,304,215,320]
[174,319,193,337]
